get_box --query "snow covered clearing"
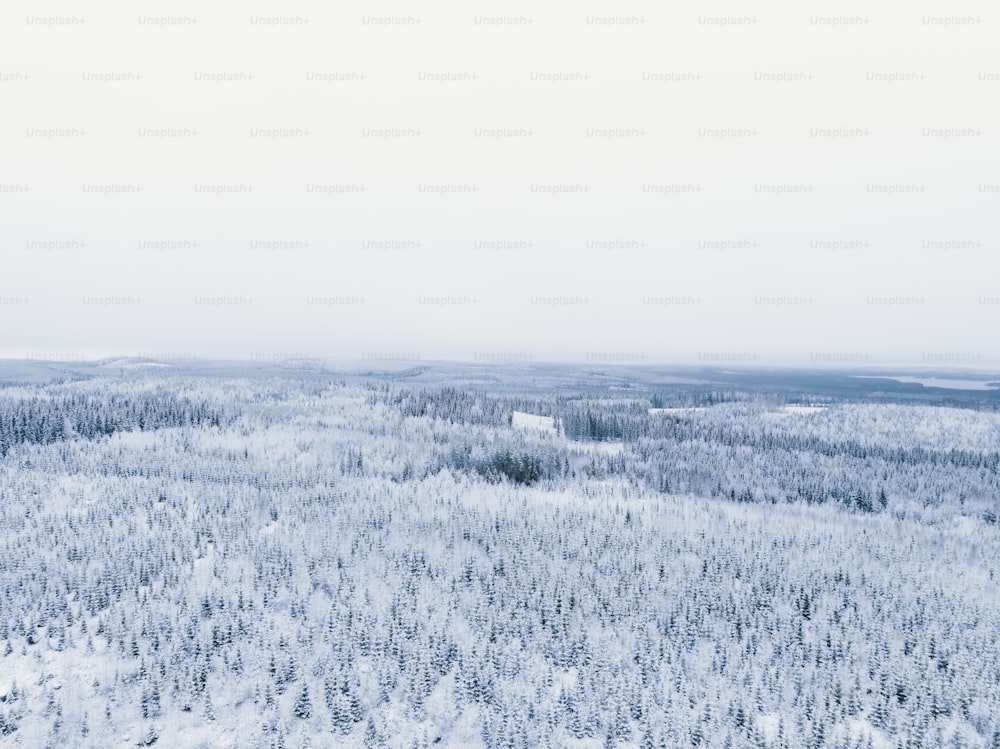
[511,410,557,434]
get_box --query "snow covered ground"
[511,410,557,434]
[1,370,998,747]
[648,406,708,415]
[764,405,828,417]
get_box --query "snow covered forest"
[1,362,998,748]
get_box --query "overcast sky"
[1,0,998,367]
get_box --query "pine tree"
[293,684,312,719]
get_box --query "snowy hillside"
[0,368,998,747]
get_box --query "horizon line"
[1,354,999,374]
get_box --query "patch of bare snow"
[570,440,625,455]
[649,407,708,415]
[766,405,828,417]
[511,411,557,434]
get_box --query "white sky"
[1,0,998,367]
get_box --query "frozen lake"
[853,375,1000,391]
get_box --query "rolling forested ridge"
[0,362,998,748]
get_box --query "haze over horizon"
[1,350,999,375]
